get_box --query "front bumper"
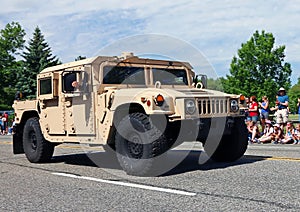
[171,116,244,143]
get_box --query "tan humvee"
[13,52,248,176]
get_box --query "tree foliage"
[287,78,300,113]
[207,78,224,91]
[0,22,26,107]
[222,30,292,105]
[17,26,60,98]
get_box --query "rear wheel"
[115,113,167,176]
[204,118,248,162]
[23,117,54,163]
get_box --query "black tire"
[115,113,167,176]
[23,117,54,163]
[204,118,248,162]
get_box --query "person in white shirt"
[258,120,274,143]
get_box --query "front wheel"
[115,113,167,176]
[23,117,54,163]
[204,118,248,162]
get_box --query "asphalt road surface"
[0,135,299,211]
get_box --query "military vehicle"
[12,52,248,176]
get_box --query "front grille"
[198,98,228,115]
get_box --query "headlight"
[185,100,196,114]
[230,99,239,112]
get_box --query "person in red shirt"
[3,112,9,134]
[248,96,259,123]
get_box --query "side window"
[39,77,52,95]
[63,72,77,93]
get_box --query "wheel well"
[17,111,39,134]
[107,103,146,148]
[20,111,39,126]
[13,110,39,154]
[113,103,146,126]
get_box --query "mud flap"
[13,125,24,154]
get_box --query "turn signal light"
[240,95,245,104]
[155,94,164,106]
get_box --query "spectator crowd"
[0,111,14,135]
[246,87,300,145]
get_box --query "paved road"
[0,135,299,211]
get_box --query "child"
[292,123,300,144]
[271,124,283,144]
[281,122,294,144]
[247,121,260,143]
[7,120,16,135]
[258,120,274,143]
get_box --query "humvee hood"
[112,87,235,100]
[168,88,234,98]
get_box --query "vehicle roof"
[40,56,100,74]
[40,54,193,74]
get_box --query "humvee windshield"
[103,66,145,84]
[103,65,188,86]
[152,68,188,85]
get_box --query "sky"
[1,0,299,84]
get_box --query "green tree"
[0,22,26,108]
[18,26,60,98]
[287,78,300,113]
[207,78,224,91]
[222,30,292,105]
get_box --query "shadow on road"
[162,151,268,176]
[51,149,268,177]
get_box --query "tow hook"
[197,119,205,130]
[226,118,235,128]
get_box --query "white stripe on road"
[52,172,196,196]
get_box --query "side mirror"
[193,75,198,86]
[193,74,207,89]
[200,75,207,89]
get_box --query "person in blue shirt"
[272,87,289,128]
[259,96,270,132]
[0,114,3,135]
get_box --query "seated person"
[258,120,274,143]
[292,123,300,144]
[281,122,294,144]
[7,120,16,135]
[271,124,283,144]
[247,121,260,143]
